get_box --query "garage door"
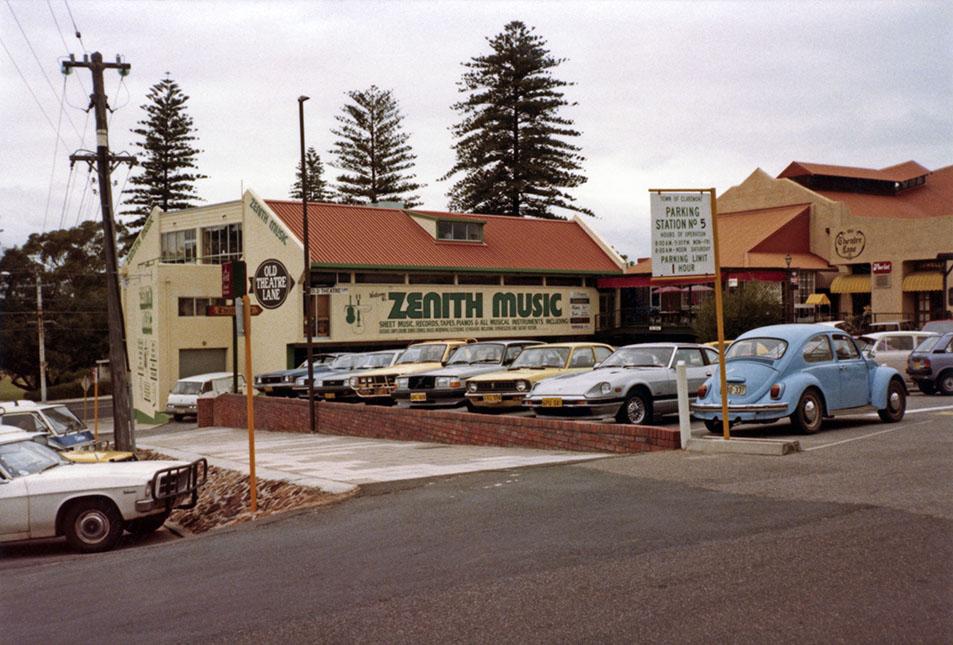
[179,348,227,378]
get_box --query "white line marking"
[804,418,936,452]
[860,404,953,418]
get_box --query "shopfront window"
[304,293,330,337]
[202,224,242,264]
[160,230,197,263]
[796,271,816,304]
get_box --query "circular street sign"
[253,259,295,310]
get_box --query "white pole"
[36,270,47,402]
[675,361,690,449]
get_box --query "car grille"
[473,380,515,393]
[408,375,436,390]
[322,379,345,388]
[358,375,393,387]
[157,468,192,499]
[260,376,286,385]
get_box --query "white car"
[0,432,206,553]
[167,372,243,420]
[856,331,938,382]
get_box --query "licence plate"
[324,392,335,399]
[483,393,502,404]
[541,397,563,408]
[727,383,746,396]
[410,392,427,402]
[263,386,273,393]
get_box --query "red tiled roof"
[265,201,623,274]
[778,160,930,183]
[814,164,953,219]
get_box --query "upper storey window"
[436,220,483,243]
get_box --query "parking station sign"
[650,191,715,278]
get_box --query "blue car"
[692,324,906,434]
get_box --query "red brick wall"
[199,394,680,454]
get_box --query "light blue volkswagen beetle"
[691,324,907,434]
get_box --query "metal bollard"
[675,361,691,449]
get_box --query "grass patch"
[0,375,25,401]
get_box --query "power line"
[56,163,76,230]
[42,75,68,232]
[5,0,85,142]
[63,0,86,53]
[0,35,73,149]
[46,0,86,96]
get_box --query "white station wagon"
[0,432,206,553]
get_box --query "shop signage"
[650,192,714,278]
[206,304,263,317]
[221,260,247,299]
[253,259,295,309]
[249,198,289,245]
[329,285,595,340]
[872,261,892,274]
[834,229,866,260]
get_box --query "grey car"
[525,343,719,424]
[392,340,543,408]
[295,350,403,402]
[907,332,953,395]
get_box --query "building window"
[355,272,405,284]
[504,275,543,286]
[797,271,816,304]
[202,223,242,264]
[408,273,455,284]
[160,230,197,264]
[178,297,227,316]
[310,271,337,287]
[546,276,583,287]
[305,293,330,337]
[457,274,501,285]
[436,220,483,242]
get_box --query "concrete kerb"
[686,436,801,456]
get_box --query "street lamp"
[784,254,792,323]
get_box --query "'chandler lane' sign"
[254,259,294,309]
[650,191,715,278]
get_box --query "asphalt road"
[3,397,951,643]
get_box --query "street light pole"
[35,269,47,402]
[784,254,792,323]
[298,96,316,434]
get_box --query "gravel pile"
[137,449,352,534]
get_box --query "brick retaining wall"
[198,394,681,454]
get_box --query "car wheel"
[63,499,124,553]
[877,379,906,423]
[172,414,183,422]
[704,419,726,434]
[617,391,652,425]
[790,389,824,434]
[917,381,936,395]
[938,371,953,396]
[126,511,171,536]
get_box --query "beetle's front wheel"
[877,379,906,422]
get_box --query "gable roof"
[778,160,930,183]
[813,164,953,219]
[265,200,624,274]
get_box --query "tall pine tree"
[290,146,331,202]
[330,85,422,206]
[443,21,591,219]
[122,75,206,250]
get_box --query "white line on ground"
[803,418,936,452]
[860,403,953,418]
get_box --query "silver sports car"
[525,343,720,424]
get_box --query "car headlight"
[467,382,478,393]
[515,380,528,392]
[283,375,293,383]
[436,376,462,389]
[586,382,612,398]
[348,377,359,387]
[396,377,410,389]
[254,376,262,384]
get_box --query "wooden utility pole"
[63,52,137,450]
[35,270,47,402]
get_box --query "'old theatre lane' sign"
[254,259,294,309]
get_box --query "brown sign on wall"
[834,229,866,260]
[253,259,295,309]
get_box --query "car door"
[875,334,914,375]
[832,334,870,408]
[801,333,843,408]
[673,348,711,391]
[0,468,31,540]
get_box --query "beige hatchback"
[349,340,471,403]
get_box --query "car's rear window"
[914,336,940,352]
[726,337,788,361]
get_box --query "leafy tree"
[692,282,783,342]
[290,146,331,202]
[330,85,422,206]
[0,222,109,391]
[122,74,206,251]
[443,21,591,219]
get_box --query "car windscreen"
[362,352,397,368]
[396,344,447,364]
[914,336,940,352]
[331,354,362,370]
[599,346,674,368]
[43,406,86,434]
[447,344,504,365]
[510,347,570,369]
[726,337,788,361]
[0,440,66,478]
[172,381,203,395]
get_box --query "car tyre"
[617,390,652,425]
[704,419,727,434]
[938,371,953,396]
[790,389,824,434]
[126,510,171,536]
[63,499,124,553]
[172,414,184,422]
[877,379,906,423]
[916,381,936,395]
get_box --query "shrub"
[692,281,784,342]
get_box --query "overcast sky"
[2,0,950,260]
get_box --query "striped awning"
[830,275,871,294]
[901,272,943,292]
[805,293,831,306]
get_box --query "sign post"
[80,373,91,423]
[242,292,258,513]
[650,188,731,440]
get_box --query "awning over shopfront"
[805,293,831,306]
[901,272,943,292]
[830,275,871,294]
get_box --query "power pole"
[298,96,316,433]
[35,270,47,402]
[63,52,137,450]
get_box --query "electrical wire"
[0,35,73,149]
[47,0,86,96]
[73,169,93,226]
[63,0,86,53]
[42,75,69,232]
[4,0,85,143]
[56,164,76,231]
